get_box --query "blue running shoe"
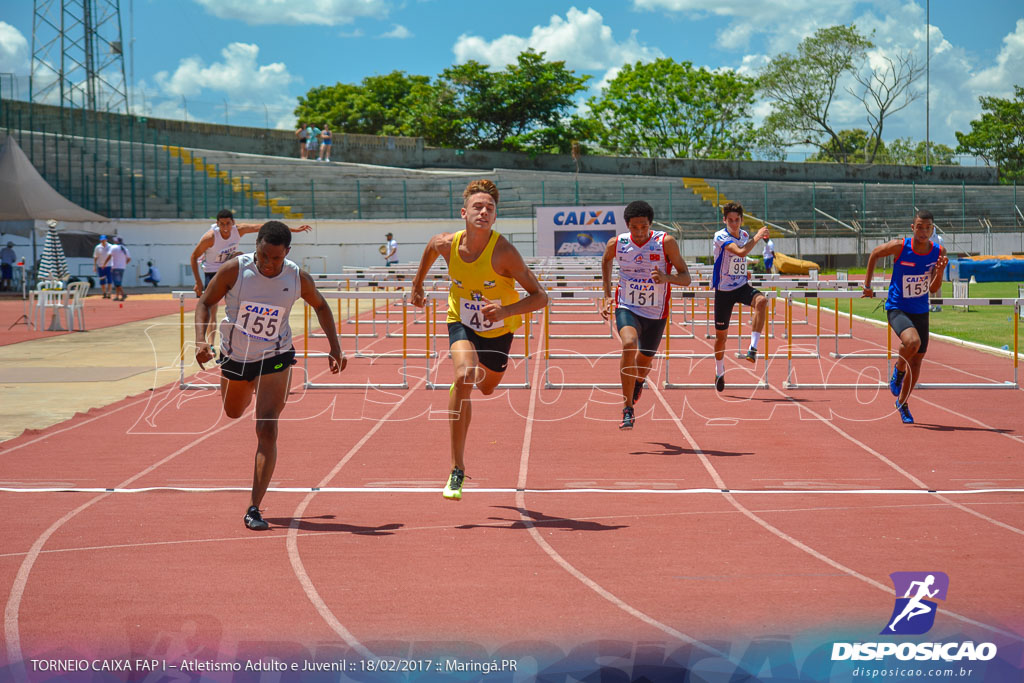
[895,401,914,424]
[888,366,906,397]
[619,406,635,430]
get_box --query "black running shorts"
[887,309,930,354]
[714,284,762,330]
[614,308,667,357]
[219,349,296,383]
[447,322,514,374]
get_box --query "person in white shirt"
[102,236,132,301]
[142,261,161,286]
[762,237,775,274]
[712,202,771,392]
[92,235,112,298]
[384,232,398,266]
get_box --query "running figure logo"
[882,572,949,635]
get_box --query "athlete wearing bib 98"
[601,200,691,430]
[412,180,548,501]
[863,209,948,424]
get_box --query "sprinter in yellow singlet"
[411,180,548,500]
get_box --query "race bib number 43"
[460,298,495,333]
[238,301,284,341]
[902,273,930,299]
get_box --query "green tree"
[585,58,756,158]
[758,25,873,163]
[432,49,590,151]
[294,70,431,136]
[955,85,1024,183]
[807,128,883,163]
[883,138,957,165]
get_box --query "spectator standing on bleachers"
[103,236,132,301]
[93,235,113,298]
[763,237,775,273]
[384,232,398,266]
[305,123,319,160]
[295,122,308,159]
[318,123,332,162]
[142,261,161,286]
[1,241,16,291]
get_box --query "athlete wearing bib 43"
[601,200,691,430]
[195,221,346,531]
[712,202,771,392]
[411,180,548,501]
[862,209,948,424]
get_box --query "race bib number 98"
[460,298,494,333]
[238,301,284,341]
[902,273,930,299]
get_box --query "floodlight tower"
[30,0,130,115]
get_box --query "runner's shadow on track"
[265,515,404,535]
[631,442,751,457]
[456,506,627,532]
[913,423,1016,434]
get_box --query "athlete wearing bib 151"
[615,230,671,319]
[219,253,301,364]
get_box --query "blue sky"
[1,1,1021,153]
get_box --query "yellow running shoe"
[442,467,465,500]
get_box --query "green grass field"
[814,278,1022,350]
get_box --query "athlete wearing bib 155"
[862,209,948,425]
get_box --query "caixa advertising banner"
[536,205,625,257]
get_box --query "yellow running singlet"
[446,229,521,338]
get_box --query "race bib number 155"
[238,301,284,341]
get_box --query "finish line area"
[3,259,1022,682]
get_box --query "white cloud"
[0,21,29,74]
[193,0,390,26]
[154,43,294,100]
[339,29,365,38]
[453,7,662,72]
[972,18,1024,95]
[380,24,412,39]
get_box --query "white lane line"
[3,486,1022,494]
[285,336,437,661]
[3,412,246,682]
[650,383,1021,641]
[515,340,728,657]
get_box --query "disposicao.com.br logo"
[831,572,998,663]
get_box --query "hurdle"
[174,290,218,390]
[783,293,1022,390]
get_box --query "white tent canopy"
[0,133,109,236]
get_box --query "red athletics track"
[1,295,1022,682]
[0,296,198,346]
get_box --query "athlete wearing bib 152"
[411,179,548,502]
[601,200,691,430]
[862,209,948,425]
[195,221,346,532]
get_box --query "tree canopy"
[585,58,756,159]
[955,85,1024,183]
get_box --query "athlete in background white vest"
[190,209,311,345]
[601,200,691,430]
[195,221,346,531]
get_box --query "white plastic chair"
[34,280,69,330]
[67,281,90,330]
